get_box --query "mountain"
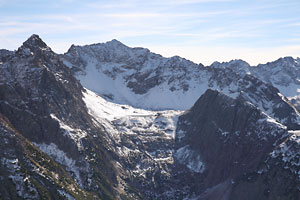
[62,40,300,130]
[211,57,300,111]
[176,89,298,199]
[1,34,300,199]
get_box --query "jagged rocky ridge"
[0,35,300,199]
[62,40,300,130]
[212,58,300,110]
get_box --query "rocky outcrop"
[210,57,300,112]
[176,89,300,199]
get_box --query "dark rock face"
[0,49,13,62]
[0,114,96,199]
[207,67,300,130]
[176,89,300,199]
[238,74,300,130]
[21,34,50,52]
[1,34,86,149]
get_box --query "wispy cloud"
[0,0,299,63]
[87,0,234,9]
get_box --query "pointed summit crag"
[17,34,52,56]
[24,34,48,48]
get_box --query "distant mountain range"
[0,34,300,199]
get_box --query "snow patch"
[83,88,182,139]
[33,142,85,186]
[175,145,205,173]
[1,158,38,198]
[50,114,87,150]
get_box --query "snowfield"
[83,88,182,139]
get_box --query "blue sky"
[1,0,300,65]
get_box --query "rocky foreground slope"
[0,35,300,199]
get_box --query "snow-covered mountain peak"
[252,57,300,104]
[211,59,250,67]
[229,59,251,68]
[103,39,152,56]
[210,59,251,76]
[276,56,297,64]
[62,41,211,109]
[257,56,299,69]
[64,39,156,70]
[105,39,127,47]
[208,56,300,111]
[61,40,300,129]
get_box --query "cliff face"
[176,89,300,199]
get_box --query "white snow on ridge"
[77,61,202,110]
[33,142,86,186]
[83,89,155,121]
[83,88,182,139]
[275,83,300,100]
[1,158,38,199]
[50,114,87,150]
[74,58,239,110]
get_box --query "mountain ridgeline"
[0,34,300,199]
